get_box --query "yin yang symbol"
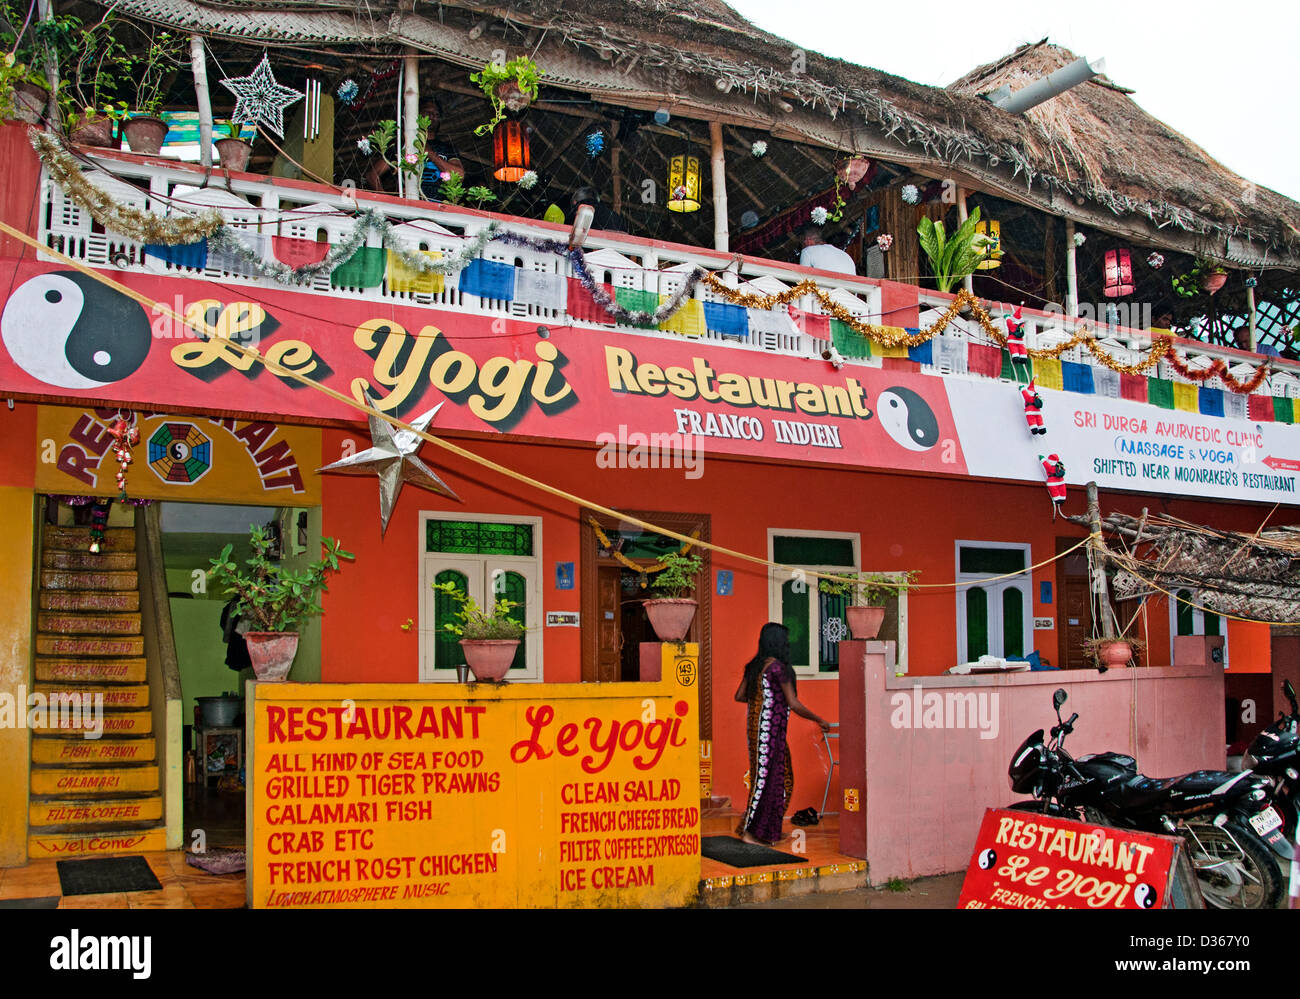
[877,386,940,452]
[978,848,997,870]
[1,271,152,388]
[1133,883,1157,908]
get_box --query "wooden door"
[1057,540,1093,670]
[585,565,622,683]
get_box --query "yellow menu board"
[248,669,701,908]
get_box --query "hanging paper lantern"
[1103,249,1135,298]
[666,154,701,213]
[492,121,531,182]
[974,220,1002,270]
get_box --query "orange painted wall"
[319,429,1296,815]
[0,402,36,487]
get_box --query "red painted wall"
[319,426,1294,816]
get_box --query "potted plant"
[1082,634,1147,669]
[431,580,526,682]
[0,1,77,124]
[818,570,915,640]
[917,205,990,297]
[214,120,253,172]
[120,27,185,154]
[58,12,134,146]
[642,550,703,642]
[1197,259,1229,295]
[470,56,541,136]
[363,114,431,181]
[208,526,353,682]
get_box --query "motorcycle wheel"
[1181,820,1284,910]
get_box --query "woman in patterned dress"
[734,623,832,845]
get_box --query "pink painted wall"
[837,639,1226,882]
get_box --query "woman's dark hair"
[739,622,793,701]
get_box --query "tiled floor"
[0,852,245,909]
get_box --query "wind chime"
[303,68,323,142]
[108,412,140,503]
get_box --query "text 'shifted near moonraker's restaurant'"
[248,677,701,908]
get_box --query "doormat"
[0,896,59,909]
[57,856,162,896]
[185,847,245,875]
[701,836,803,868]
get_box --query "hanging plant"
[470,56,542,136]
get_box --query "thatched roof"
[1102,512,1300,624]
[85,0,1300,264]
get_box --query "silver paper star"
[317,402,460,534]
[220,55,303,138]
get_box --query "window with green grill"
[769,531,911,676]
[421,516,542,681]
[956,542,1031,663]
[1171,587,1228,666]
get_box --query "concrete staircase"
[28,523,167,858]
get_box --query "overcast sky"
[727,0,1300,203]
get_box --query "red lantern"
[1103,249,1135,298]
[492,121,530,182]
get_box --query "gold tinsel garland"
[589,517,698,586]
[701,276,1267,389]
[30,129,225,245]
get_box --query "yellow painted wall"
[0,487,35,867]
[248,668,701,908]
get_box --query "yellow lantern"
[667,154,701,213]
[975,220,1002,270]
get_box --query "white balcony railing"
[35,149,1298,405]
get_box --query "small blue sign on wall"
[1040,581,1052,605]
[716,570,733,596]
[555,562,575,590]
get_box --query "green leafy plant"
[0,1,78,120]
[917,205,990,294]
[123,27,185,115]
[208,526,353,633]
[649,551,703,599]
[884,877,908,893]
[470,55,541,136]
[432,580,525,640]
[1172,258,1228,299]
[57,12,135,132]
[365,114,431,178]
[818,570,916,606]
[438,171,466,205]
[465,184,498,209]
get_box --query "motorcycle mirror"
[1052,689,1067,710]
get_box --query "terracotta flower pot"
[1099,640,1133,668]
[643,598,698,642]
[215,136,252,172]
[244,631,300,682]
[69,114,116,148]
[459,639,519,682]
[122,115,168,154]
[494,80,532,113]
[1201,271,1228,295]
[845,605,886,640]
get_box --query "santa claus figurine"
[1039,453,1067,515]
[1021,378,1046,436]
[1006,304,1028,368]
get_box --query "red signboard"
[0,261,969,478]
[958,808,1181,909]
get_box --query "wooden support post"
[402,53,420,201]
[35,0,58,124]
[1086,481,1115,639]
[957,188,972,295]
[710,119,728,253]
[1065,219,1078,318]
[1247,284,1258,351]
[610,143,622,217]
[190,35,213,172]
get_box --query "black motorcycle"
[1008,688,1290,909]
[1242,679,1299,842]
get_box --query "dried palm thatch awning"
[1099,512,1300,623]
